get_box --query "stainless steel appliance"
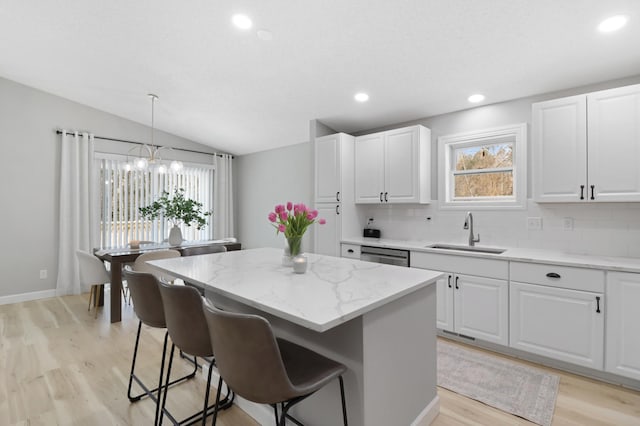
[360,245,410,267]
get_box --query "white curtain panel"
[213,154,234,238]
[56,131,97,295]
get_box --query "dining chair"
[202,301,348,426]
[180,244,227,257]
[123,270,198,425]
[132,249,181,282]
[157,282,233,425]
[76,250,111,318]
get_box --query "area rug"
[437,340,559,426]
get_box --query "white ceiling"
[1,1,639,155]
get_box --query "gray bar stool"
[157,282,233,425]
[124,270,198,425]
[202,301,348,426]
[132,249,181,283]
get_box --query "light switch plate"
[527,217,542,230]
[563,217,574,230]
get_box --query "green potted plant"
[139,188,211,245]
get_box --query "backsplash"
[354,201,640,258]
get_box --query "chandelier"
[125,94,183,173]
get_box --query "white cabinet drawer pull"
[546,272,561,278]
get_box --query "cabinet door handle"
[447,275,452,288]
[347,249,354,253]
[590,185,595,200]
[580,185,585,200]
[596,296,601,313]
[380,192,383,202]
[546,272,561,279]
[384,192,388,202]
[336,191,340,202]
[455,276,459,290]
[336,204,340,215]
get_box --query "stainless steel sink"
[426,243,506,254]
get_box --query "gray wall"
[235,142,312,250]
[0,77,218,298]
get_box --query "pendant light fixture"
[126,94,183,173]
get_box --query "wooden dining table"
[94,240,241,323]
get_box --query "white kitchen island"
[149,247,442,426]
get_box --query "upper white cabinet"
[605,271,640,381]
[588,86,640,201]
[314,133,344,203]
[532,95,587,202]
[533,83,640,202]
[355,125,431,204]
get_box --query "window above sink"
[438,123,527,210]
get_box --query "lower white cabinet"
[605,271,640,380]
[435,275,454,331]
[313,204,340,256]
[412,252,509,345]
[340,243,361,259]
[453,274,509,346]
[510,281,604,369]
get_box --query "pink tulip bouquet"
[268,202,326,257]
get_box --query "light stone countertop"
[342,237,640,273]
[149,247,443,332]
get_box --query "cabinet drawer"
[411,251,508,280]
[341,244,361,259]
[510,262,604,293]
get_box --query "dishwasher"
[360,245,410,267]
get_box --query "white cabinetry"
[314,133,342,203]
[313,133,354,257]
[533,83,640,202]
[355,125,431,204]
[340,243,361,259]
[412,252,509,345]
[314,204,341,257]
[510,262,604,369]
[605,271,640,380]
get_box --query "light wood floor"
[1,294,639,425]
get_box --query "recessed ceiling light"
[598,15,628,33]
[354,93,369,102]
[468,94,485,103]
[232,14,253,30]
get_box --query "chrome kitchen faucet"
[463,211,480,246]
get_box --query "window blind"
[99,159,214,248]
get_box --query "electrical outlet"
[39,269,47,279]
[527,217,542,231]
[563,217,574,230]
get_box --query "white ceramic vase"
[169,226,183,245]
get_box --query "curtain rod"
[55,130,233,158]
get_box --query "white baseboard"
[0,289,57,306]
[411,395,440,426]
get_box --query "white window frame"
[438,123,527,210]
